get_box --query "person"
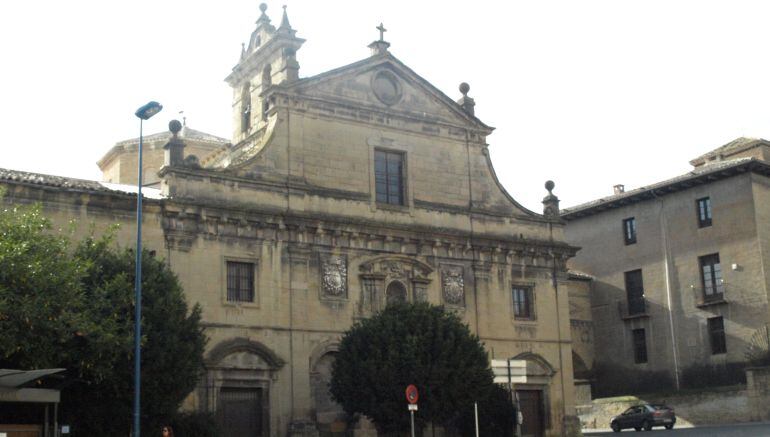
[162,425,174,437]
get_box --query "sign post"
[406,384,419,437]
[491,359,527,437]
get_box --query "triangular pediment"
[285,54,493,133]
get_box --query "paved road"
[584,422,770,436]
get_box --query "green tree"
[0,200,207,436]
[330,302,494,434]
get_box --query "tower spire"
[279,5,292,31]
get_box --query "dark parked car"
[610,403,676,432]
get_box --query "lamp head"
[135,101,163,120]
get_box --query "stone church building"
[1,4,582,436]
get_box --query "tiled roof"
[115,126,229,147]
[689,137,769,166]
[0,168,164,199]
[562,157,770,219]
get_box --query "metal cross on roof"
[377,23,387,41]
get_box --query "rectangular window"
[375,150,405,205]
[699,253,724,300]
[227,261,255,302]
[623,217,637,245]
[632,328,648,364]
[708,316,727,355]
[512,286,534,320]
[624,269,645,316]
[697,197,712,227]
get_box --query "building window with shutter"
[699,253,724,301]
[708,316,727,355]
[622,217,636,245]
[375,150,405,206]
[632,328,648,364]
[624,269,645,316]
[697,197,712,228]
[227,261,255,303]
[512,286,534,320]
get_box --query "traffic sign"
[405,384,419,404]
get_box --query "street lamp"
[133,100,162,437]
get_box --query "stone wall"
[746,366,770,421]
[579,386,750,429]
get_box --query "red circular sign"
[405,384,419,404]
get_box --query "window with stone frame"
[374,149,405,206]
[707,316,727,355]
[697,197,712,228]
[622,217,637,245]
[699,253,724,301]
[512,286,534,320]
[632,328,648,364]
[227,261,255,303]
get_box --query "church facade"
[1,5,581,436]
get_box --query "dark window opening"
[375,150,405,205]
[512,286,534,320]
[241,83,251,133]
[632,328,648,364]
[697,197,712,227]
[708,316,727,355]
[227,261,255,302]
[623,217,637,245]
[699,253,724,301]
[624,269,645,316]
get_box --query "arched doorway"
[204,338,284,437]
[512,353,556,437]
[310,350,348,435]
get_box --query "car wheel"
[612,422,621,432]
[665,423,674,430]
[634,426,641,431]
[643,420,652,431]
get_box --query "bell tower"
[225,3,305,143]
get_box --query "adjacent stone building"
[563,137,770,390]
[1,4,583,436]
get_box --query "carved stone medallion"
[321,255,347,298]
[442,266,464,306]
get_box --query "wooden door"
[217,387,263,437]
[517,390,544,437]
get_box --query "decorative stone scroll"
[441,265,465,306]
[320,255,347,298]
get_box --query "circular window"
[372,70,402,106]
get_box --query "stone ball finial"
[259,3,268,13]
[169,119,183,135]
[545,180,555,193]
[459,82,470,96]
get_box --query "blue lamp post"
[133,100,162,437]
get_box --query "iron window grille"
[632,328,648,364]
[227,261,255,303]
[707,316,727,355]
